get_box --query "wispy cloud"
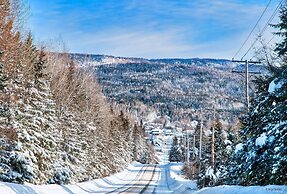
[68,28,193,58]
[28,0,280,59]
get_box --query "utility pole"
[187,131,188,164]
[211,111,215,169]
[192,134,196,178]
[192,134,196,161]
[186,130,190,165]
[232,59,261,110]
[198,111,203,177]
[199,118,203,161]
[211,126,215,169]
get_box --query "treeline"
[0,0,154,184]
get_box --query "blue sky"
[27,0,280,59]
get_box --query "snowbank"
[0,162,143,194]
[166,162,197,193]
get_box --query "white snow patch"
[162,163,197,193]
[268,136,275,143]
[268,79,285,93]
[255,133,267,147]
[226,145,232,154]
[205,166,217,181]
[190,120,198,128]
[274,147,280,152]
[235,143,244,153]
[1,162,285,194]
[146,111,157,122]
[14,142,22,151]
[224,140,232,145]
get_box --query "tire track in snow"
[106,165,148,193]
[117,164,158,194]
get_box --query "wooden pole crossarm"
[231,59,261,111]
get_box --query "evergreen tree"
[169,136,184,162]
[0,51,7,91]
[34,48,47,81]
[198,119,232,188]
[214,119,231,166]
[22,32,38,79]
[273,6,287,60]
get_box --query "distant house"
[164,126,174,136]
[152,128,160,135]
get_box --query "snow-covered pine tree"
[214,120,232,166]
[198,119,233,188]
[213,119,232,185]
[132,124,154,164]
[225,5,287,185]
[169,136,184,162]
[273,6,287,60]
[198,126,212,186]
[198,122,215,187]
[109,110,132,170]
[21,32,38,80]
[0,51,6,91]
[132,124,143,161]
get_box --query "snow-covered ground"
[156,135,173,164]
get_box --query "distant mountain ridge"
[71,53,231,65]
[70,53,267,74]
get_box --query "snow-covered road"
[0,162,196,194]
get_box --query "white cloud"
[67,27,195,58]
[124,0,267,27]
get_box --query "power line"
[262,0,283,32]
[241,0,284,60]
[233,0,272,59]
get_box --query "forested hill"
[72,54,267,125]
